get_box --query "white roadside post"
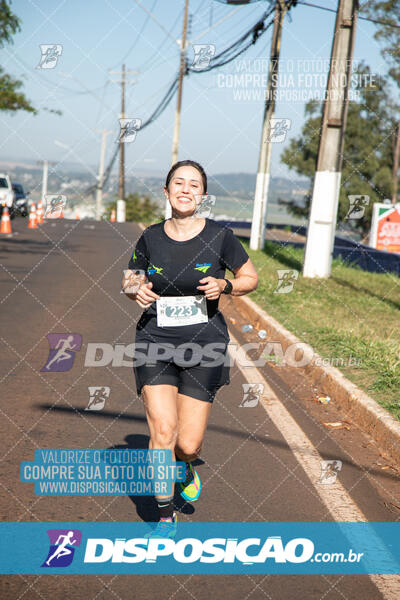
[116,199,126,223]
[303,0,358,278]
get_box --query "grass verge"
[240,239,400,421]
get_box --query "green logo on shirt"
[148,264,163,275]
[194,263,212,273]
[131,249,137,261]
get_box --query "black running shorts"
[134,359,230,403]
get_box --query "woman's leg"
[175,393,212,462]
[141,384,179,519]
[174,394,212,502]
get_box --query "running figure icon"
[239,383,264,407]
[86,386,110,411]
[45,531,77,566]
[42,528,82,567]
[45,335,77,370]
[41,333,82,372]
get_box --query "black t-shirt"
[128,219,249,347]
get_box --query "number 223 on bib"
[156,296,208,327]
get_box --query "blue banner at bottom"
[1,522,399,574]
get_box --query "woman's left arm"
[197,259,258,300]
[227,258,258,296]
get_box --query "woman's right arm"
[122,233,158,307]
[134,281,160,308]
[121,271,160,308]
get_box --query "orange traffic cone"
[28,203,37,229]
[37,200,44,224]
[110,209,116,222]
[0,205,12,234]
[75,210,80,220]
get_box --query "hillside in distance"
[0,158,308,223]
[129,172,309,203]
[127,172,309,223]
[207,172,308,202]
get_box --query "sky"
[0,0,391,185]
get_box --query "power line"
[133,78,180,113]
[297,1,400,28]
[141,74,180,128]
[137,9,182,73]
[85,139,119,196]
[110,0,158,69]
[8,52,110,97]
[93,80,110,127]
[134,0,179,45]
[85,73,179,195]
[127,7,270,131]
[191,5,242,42]
[90,5,281,193]
[138,1,260,75]
[127,8,277,131]
[188,6,276,72]
[134,8,275,131]
[207,2,266,42]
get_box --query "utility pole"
[392,122,400,205]
[171,0,189,166]
[41,160,48,205]
[119,63,126,204]
[95,129,112,221]
[109,64,137,222]
[303,0,359,278]
[37,160,56,207]
[250,0,287,251]
[166,0,189,219]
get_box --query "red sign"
[370,204,400,253]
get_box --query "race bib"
[156,295,208,327]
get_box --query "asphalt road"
[1,217,399,599]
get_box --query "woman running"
[123,160,258,537]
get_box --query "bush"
[105,193,162,223]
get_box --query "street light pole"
[41,160,48,205]
[166,0,190,219]
[95,129,112,221]
[109,64,137,223]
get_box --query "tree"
[360,1,400,201]
[361,1,400,88]
[105,193,162,223]
[0,0,36,114]
[280,64,398,234]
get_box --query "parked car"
[0,174,16,219]
[11,182,29,217]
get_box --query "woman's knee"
[176,439,202,459]
[150,421,178,447]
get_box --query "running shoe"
[144,512,178,539]
[179,462,201,502]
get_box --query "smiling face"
[164,165,205,217]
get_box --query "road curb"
[232,294,400,466]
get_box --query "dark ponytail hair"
[165,160,207,193]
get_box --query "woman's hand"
[121,269,146,295]
[135,281,160,309]
[197,277,225,300]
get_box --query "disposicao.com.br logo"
[84,535,317,564]
[0,522,397,574]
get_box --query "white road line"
[230,331,400,599]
